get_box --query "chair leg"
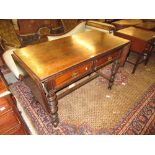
[132,54,142,74]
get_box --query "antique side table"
[135,21,155,31]
[12,30,130,127]
[112,19,143,30]
[115,27,155,73]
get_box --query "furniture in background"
[0,37,26,79]
[105,19,120,24]
[61,19,79,32]
[14,19,63,46]
[86,20,116,33]
[115,27,155,73]
[0,36,8,73]
[48,21,116,41]
[112,19,143,30]
[2,21,116,80]
[142,19,155,22]
[0,76,29,134]
[0,37,4,57]
[135,21,155,31]
[0,20,21,50]
[13,30,130,127]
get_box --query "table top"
[116,27,155,41]
[14,30,129,80]
[135,22,155,30]
[112,19,143,26]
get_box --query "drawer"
[54,61,93,88]
[0,110,20,134]
[0,96,12,116]
[95,51,119,69]
[130,39,147,53]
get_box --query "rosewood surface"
[13,30,130,127]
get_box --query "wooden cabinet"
[0,96,28,135]
[0,78,29,135]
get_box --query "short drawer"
[95,51,119,69]
[54,61,93,88]
[0,96,12,116]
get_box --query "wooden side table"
[112,19,143,30]
[0,76,29,135]
[135,22,155,31]
[115,27,155,73]
[12,30,130,127]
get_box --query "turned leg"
[108,60,119,89]
[47,90,59,127]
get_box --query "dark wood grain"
[112,19,143,30]
[135,22,155,30]
[13,30,130,127]
[14,30,129,80]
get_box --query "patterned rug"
[97,66,128,86]
[9,81,155,135]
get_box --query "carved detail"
[47,90,59,127]
[108,60,119,89]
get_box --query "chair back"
[61,19,79,32]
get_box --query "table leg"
[132,54,142,74]
[144,41,154,65]
[144,53,150,66]
[47,90,59,127]
[108,60,119,89]
[122,50,130,67]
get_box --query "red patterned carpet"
[9,81,155,135]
